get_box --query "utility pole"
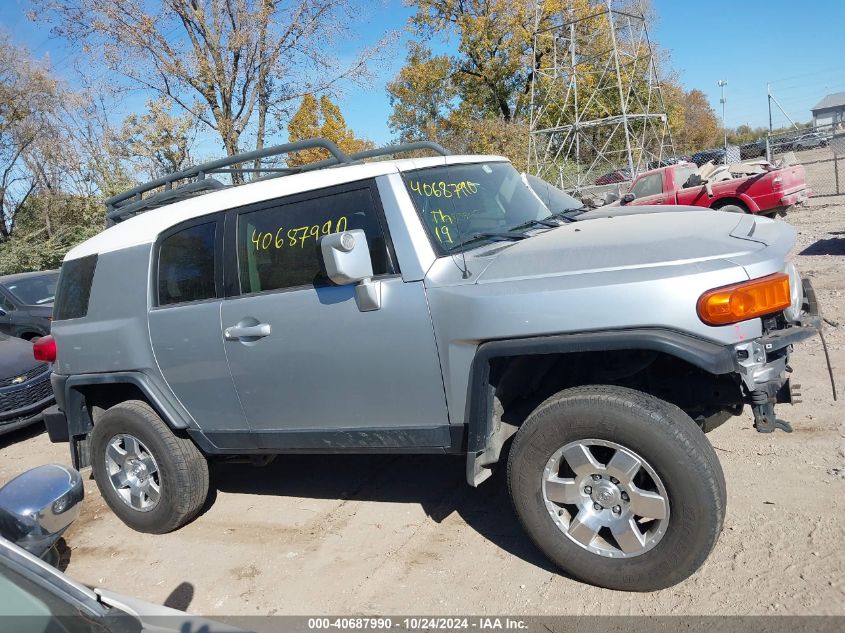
[767,83,773,133]
[718,79,728,164]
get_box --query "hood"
[474,209,770,284]
[0,335,42,379]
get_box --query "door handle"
[224,323,272,341]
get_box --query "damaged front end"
[734,277,825,433]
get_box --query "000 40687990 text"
[250,216,348,251]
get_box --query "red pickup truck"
[622,162,810,216]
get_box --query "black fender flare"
[464,328,737,486]
[61,371,194,440]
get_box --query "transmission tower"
[528,1,674,193]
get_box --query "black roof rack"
[105,138,450,224]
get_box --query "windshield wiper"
[448,230,530,252]
[509,218,564,232]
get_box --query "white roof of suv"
[66,154,506,260]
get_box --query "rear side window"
[53,255,98,320]
[237,186,393,294]
[157,222,218,306]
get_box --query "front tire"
[507,385,725,591]
[90,400,209,534]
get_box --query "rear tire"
[90,400,209,534]
[507,385,726,591]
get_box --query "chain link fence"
[562,122,845,204]
[764,122,845,197]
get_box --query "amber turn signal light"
[697,273,791,326]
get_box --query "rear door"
[219,180,450,449]
[148,215,249,435]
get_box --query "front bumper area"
[0,368,55,436]
[733,298,821,433]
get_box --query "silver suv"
[40,139,819,591]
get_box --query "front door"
[220,181,450,449]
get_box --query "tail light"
[772,176,783,191]
[697,273,791,326]
[33,335,57,363]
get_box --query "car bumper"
[0,370,55,435]
[732,278,821,432]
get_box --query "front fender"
[464,328,736,486]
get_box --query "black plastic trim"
[463,328,737,482]
[63,371,193,437]
[43,405,69,442]
[190,424,459,454]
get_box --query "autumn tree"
[33,0,391,159]
[0,32,61,241]
[116,98,197,178]
[671,88,721,153]
[286,94,373,166]
[388,1,662,167]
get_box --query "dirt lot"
[1,200,843,617]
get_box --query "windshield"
[403,162,551,254]
[3,272,59,306]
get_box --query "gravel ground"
[1,200,843,617]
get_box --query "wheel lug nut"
[591,474,601,481]
[612,505,621,514]
[621,492,629,502]
[610,477,619,485]
[584,486,592,494]
[593,503,602,511]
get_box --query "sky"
[4,0,845,151]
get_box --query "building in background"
[812,92,845,132]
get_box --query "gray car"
[42,139,820,591]
[0,465,245,632]
[0,270,59,340]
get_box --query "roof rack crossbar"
[106,138,351,213]
[106,139,452,223]
[251,141,452,182]
[348,141,450,161]
[107,178,226,222]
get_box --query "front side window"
[630,173,662,199]
[157,222,217,306]
[402,162,549,254]
[237,186,392,295]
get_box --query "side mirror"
[0,464,84,564]
[621,192,635,205]
[319,230,381,311]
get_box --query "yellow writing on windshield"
[250,216,348,251]
[430,209,454,244]
[409,180,480,198]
